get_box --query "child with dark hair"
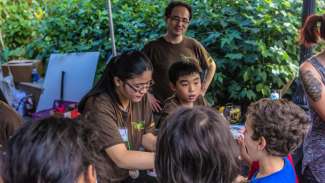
[239,99,309,183]
[156,106,240,183]
[158,59,207,127]
[299,13,325,182]
[79,50,157,183]
[3,117,97,183]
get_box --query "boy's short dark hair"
[247,98,310,157]
[156,106,240,183]
[4,117,95,183]
[168,59,202,85]
[165,1,192,20]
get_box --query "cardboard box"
[1,60,43,83]
[16,81,44,107]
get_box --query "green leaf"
[243,71,250,82]
[220,37,232,48]
[246,90,256,100]
[225,53,243,60]
[261,87,270,96]
[256,83,264,92]
[202,31,221,46]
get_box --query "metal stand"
[107,0,117,57]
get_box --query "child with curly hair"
[239,99,309,183]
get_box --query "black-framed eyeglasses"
[124,80,154,93]
[170,16,190,24]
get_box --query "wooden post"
[291,0,316,110]
[299,0,316,63]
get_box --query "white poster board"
[37,52,99,111]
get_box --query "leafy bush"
[1,0,324,105]
[0,0,39,60]
[189,0,302,105]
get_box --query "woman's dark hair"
[165,1,192,20]
[247,98,310,157]
[168,59,202,85]
[0,89,7,103]
[0,101,22,152]
[300,14,325,47]
[156,106,240,183]
[0,101,22,183]
[78,50,152,112]
[3,117,95,183]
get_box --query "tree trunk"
[299,0,316,63]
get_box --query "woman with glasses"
[79,51,157,183]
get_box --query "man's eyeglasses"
[170,16,190,24]
[125,81,154,93]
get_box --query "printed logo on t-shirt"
[180,55,200,65]
[131,120,145,131]
[118,128,128,142]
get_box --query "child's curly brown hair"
[247,98,310,157]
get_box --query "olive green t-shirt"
[143,36,212,102]
[82,93,155,183]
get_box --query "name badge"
[119,128,128,142]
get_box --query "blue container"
[31,68,40,83]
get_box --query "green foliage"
[1,0,324,104]
[27,0,110,60]
[190,0,302,104]
[0,0,39,60]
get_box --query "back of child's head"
[3,117,95,183]
[246,98,310,157]
[0,101,22,152]
[156,106,240,183]
[168,59,202,85]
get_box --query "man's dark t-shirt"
[143,36,212,102]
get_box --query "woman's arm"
[142,133,157,152]
[300,62,325,121]
[105,144,154,170]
